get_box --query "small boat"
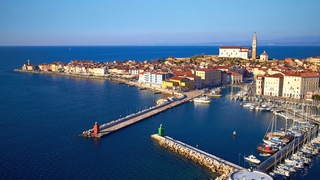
[244,155,261,164]
[193,96,211,104]
[259,153,271,157]
[256,143,277,154]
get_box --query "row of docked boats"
[254,113,320,179]
[270,135,320,179]
[241,102,275,112]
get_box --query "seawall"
[151,134,244,180]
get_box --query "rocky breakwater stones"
[151,134,236,179]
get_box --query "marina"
[3,46,320,179]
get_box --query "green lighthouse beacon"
[158,124,164,137]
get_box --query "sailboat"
[257,115,280,155]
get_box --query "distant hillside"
[205,36,320,46]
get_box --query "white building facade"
[219,46,250,59]
[282,72,319,99]
[263,73,283,97]
[138,72,173,86]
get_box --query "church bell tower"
[252,32,257,60]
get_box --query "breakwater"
[80,90,202,138]
[151,134,245,180]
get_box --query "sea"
[1,46,320,180]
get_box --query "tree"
[312,94,320,102]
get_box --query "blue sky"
[1,0,320,46]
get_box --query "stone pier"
[151,134,245,180]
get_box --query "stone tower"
[252,32,257,60]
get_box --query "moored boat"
[193,96,211,104]
[244,154,261,164]
[256,143,277,154]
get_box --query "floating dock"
[151,134,245,179]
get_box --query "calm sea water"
[1,46,320,179]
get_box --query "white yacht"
[244,155,261,164]
[193,96,211,104]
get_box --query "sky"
[1,0,320,46]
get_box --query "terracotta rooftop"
[220,46,241,49]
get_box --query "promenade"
[80,90,203,138]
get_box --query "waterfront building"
[108,68,118,74]
[229,72,243,84]
[195,68,222,87]
[129,68,140,76]
[22,59,35,71]
[263,73,284,97]
[164,76,195,90]
[219,46,250,59]
[50,63,59,72]
[161,80,179,89]
[138,71,173,87]
[221,71,231,84]
[116,68,128,75]
[182,74,202,89]
[260,50,268,61]
[252,32,257,60]
[306,56,320,68]
[282,71,319,99]
[93,67,107,75]
[255,76,264,95]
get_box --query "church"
[219,32,257,60]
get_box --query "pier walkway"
[80,90,203,138]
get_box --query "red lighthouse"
[93,122,100,134]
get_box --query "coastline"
[14,69,179,95]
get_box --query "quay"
[256,124,319,172]
[79,90,203,138]
[151,133,245,180]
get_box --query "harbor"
[78,83,320,179]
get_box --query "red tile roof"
[265,73,284,78]
[220,46,241,49]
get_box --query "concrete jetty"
[80,90,203,138]
[151,134,245,180]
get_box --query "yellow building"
[93,67,106,75]
[163,76,195,90]
[50,63,59,72]
[22,59,35,71]
[195,68,221,86]
[108,68,118,74]
[162,80,179,89]
[306,56,320,66]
